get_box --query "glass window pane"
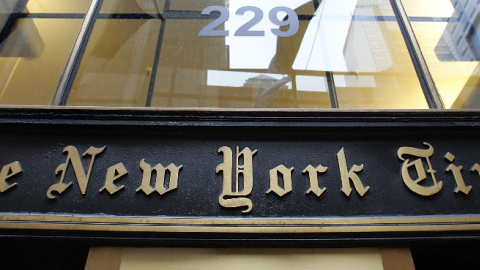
[67,18,161,107]
[151,0,331,108]
[334,0,427,109]
[0,0,89,106]
[403,0,480,109]
[25,0,91,13]
[67,0,168,107]
[149,0,427,109]
[170,0,226,11]
[100,0,165,14]
[67,0,428,109]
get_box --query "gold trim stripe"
[2,104,480,113]
[1,214,480,233]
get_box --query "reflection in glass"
[100,0,165,14]
[0,0,430,108]
[146,0,427,108]
[333,0,428,108]
[309,0,423,108]
[403,0,480,108]
[67,19,161,107]
[0,0,86,105]
[24,0,91,13]
[151,0,330,108]
[170,0,226,11]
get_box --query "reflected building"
[0,0,44,58]
[434,0,480,107]
[343,2,393,73]
[341,0,423,108]
[244,75,287,90]
[437,0,480,63]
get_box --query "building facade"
[1,0,480,269]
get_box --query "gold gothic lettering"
[303,165,328,197]
[397,142,442,196]
[216,146,257,213]
[136,159,182,195]
[267,165,294,197]
[0,161,22,192]
[47,146,106,199]
[471,164,480,182]
[337,148,369,196]
[445,152,472,195]
[99,163,128,195]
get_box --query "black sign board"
[1,109,480,241]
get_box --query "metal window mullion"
[326,72,339,108]
[311,0,339,108]
[390,0,444,109]
[145,19,167,107]
[51,0,104,106]
[146,0,170,107]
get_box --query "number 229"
[198,6,299,37]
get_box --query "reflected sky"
[226,0,311,69]
[293,0,357,72]
[225,0,357,71]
